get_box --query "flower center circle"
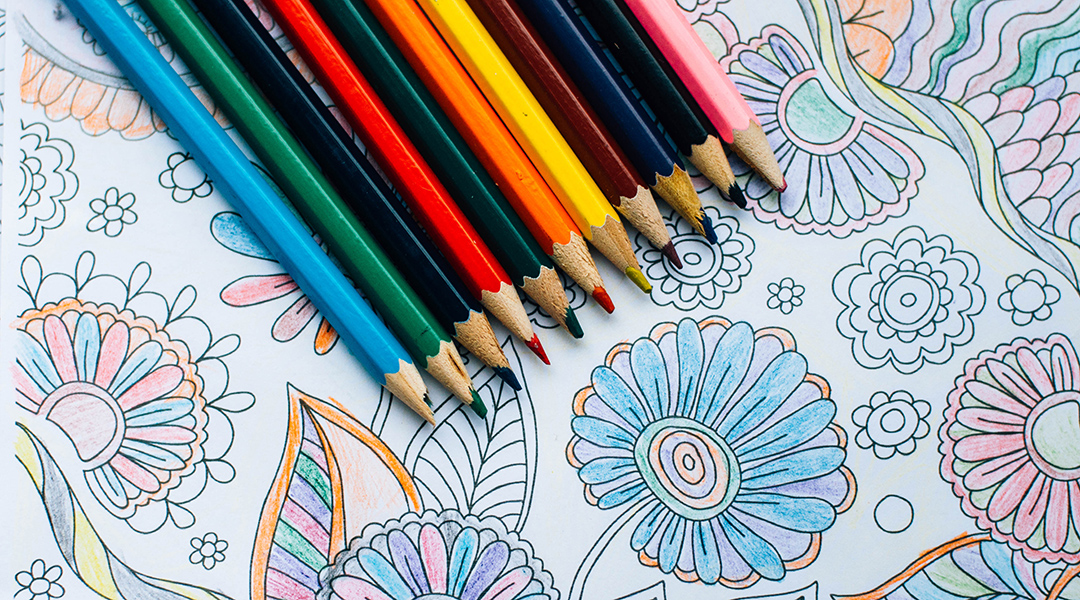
[1011,281,1046,312]
[779,289,793,301]
[880,272,939,331]
[29,579,50,594]
[669,237,719,283]
[39,381,125,468]
[1025,391,1080,480]
[880,408,906,433]
[634,417,740,520]
[866,400,918,445]
[104,205,124,220]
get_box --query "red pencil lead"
[591,287,615,314]
[525,334,550,364]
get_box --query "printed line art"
[999,269,1061,326]
[14,559,64,600]
[873,495,914,534]
[160,152,214,203]
[16,120,77,247]
[767,278,805,314]
[852,391,931,459]
[189,533,228,570]
[87,187,137,236]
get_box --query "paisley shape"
[251,385,420,600]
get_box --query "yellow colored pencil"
[409,0,649,292]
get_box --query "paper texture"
[3,0,1080,599]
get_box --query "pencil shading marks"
[14,425,234,600]
[317,510,558,600]
[189,533,228,570]
[852,391,931,460]
[940,333,1080,564]
[837,0,910,80]
[522,270,587,330]
[687,5,740,60]
[251,385,421,600]
[635,206,753,311]
[999,270,1061,326]
[13,252,253,533]
[86,187,137,237]
[14,559,64,600]
[833,226,984,373]
[767,278,805,314]
[615,582,666,600]
[16,0,229,139]
[722,26,923,237]
[568,317,854,591]
[212,211,340,356]
[159,153,213,203]
[16,120,77,247]
[833,535,1080,600]
[874,495,914,534]
[404,335,537,533]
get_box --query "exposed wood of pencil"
[427,341,487,417]
[141,0,484,408]
[573,0,741,204]
[616,0,784,190]
[469,0,674,260]
[482,282,551,364]
[519,265,575,333]
[259,0,545,355]
[653,166,714,241]
[411,0,648,291]
[361,0,614,311]
[688,134,744,208]
[385,359,436,424]
[315,0,579,335]
[200,0,518,386]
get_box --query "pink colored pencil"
[619,0,786,190]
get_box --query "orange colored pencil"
[260,0,550,360]
[360,0,613,311]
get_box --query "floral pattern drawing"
[635,206,754,311]
[851,391,931,459]
[834,226,985,373]
[189,533,228,570]
[940,333,1080,564]
[16,120,78,247]
[318,510,558,600]
[568,317,855,588]
[999,270,1061,326]
[13,252,254,532]
[159,153,214,203]
[721,26,924,237]
[14,560,64,600]
[87,187,137,236]
[767,278,805,314]
[211,211,339,355]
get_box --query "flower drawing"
[721,26,923,237]
[13,252,253,532]
[320,510,557,600]
[767,278,804,314]
[999,270,1060,326]
[189,533,228,570]
[636,206,754,310]
[212,212,338,355]
[87,187,137,236]
[17,121,78,246]
[159,153,213,203]
[834,226,984,373]
[568,317,855,586]
[14,560,64,600]
[852,391,931,459]
[941,333,1080,563]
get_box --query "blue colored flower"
[568,317,855,586]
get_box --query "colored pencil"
[139,0,486,414]
[191,0,520,391]
[616,0,785,190]
[358,0,613,312]
[469,0,680,266]
[523,0,743,218]
[305,0,581,337]
[64,0,433,421]
[259,0,550,363]
[409,0,651,293]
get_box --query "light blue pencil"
[64,0,434,422]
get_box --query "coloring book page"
[3,0,1080,599]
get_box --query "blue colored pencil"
[64,0,434,422]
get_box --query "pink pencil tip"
[592,287,615,313]
[776,177,788,192]
[526,334,550,365]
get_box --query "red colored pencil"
[259,0,548,361]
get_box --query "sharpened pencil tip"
[776,177,788,193]
[469,389,488,418]
[661,241,682,268]
[702,213,719,245]
[423,393,432,407]
[493,366,521,391]
[592,287,615,313]
[626,267,652,293]
[526,334,550,365]
[729,182,748,209]
[564,306,584,339]
[420,400,436,425]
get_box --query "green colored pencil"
[312,0,582,336]
[138,0,486,414]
